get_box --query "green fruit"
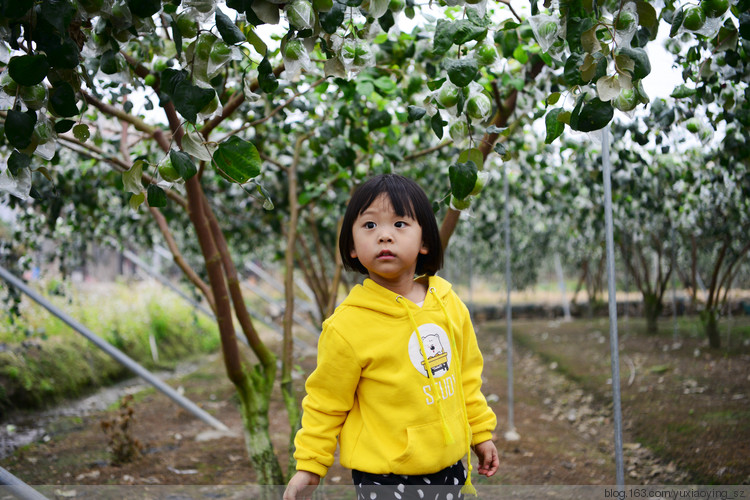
[615,11,636,31]
[314,0,333,11]
[153,59,168,72]
[388,0,404,11]
[437,84,460,108]
[682,6,706,31]
[701,0,729,17]
[1,73,19,95]
[210,42,231,63]
[20,84,47,110]
[613,88,638,112]
[475,44,498,66]
[144,74,157,86]
[287,0,313,29]
[284,40,305,61]
[176,12,199,39]
[464,0,482,5]
[470,171,488,196]
[685,117,701,133]
[451,196,471,210]
[195,33,216,61]
[354,44,372,66]
[159,161,181,182]
[201,93,220,115]
[466,94,491,120]
[449,121,470,143]
[539,21,558,38]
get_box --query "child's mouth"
[377,250,395,259]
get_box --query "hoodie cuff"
[296,460,329,478]
[471,430,494,447]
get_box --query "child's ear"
[420,242,429,255]
[350,247,358,259]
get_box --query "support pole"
[0,466,49,500]
[601,126,625,487]
[671,227,679,343]
[503,162,519,441]
[554,253,572,320]
[0,265,230,433]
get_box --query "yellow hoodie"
[293,275,497,481]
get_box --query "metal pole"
[503,162,517,439]
[554,253,572,320]
[601,126,625,487]
[671,227,679,343]
[0,265,230,433]
[0,466,49,500]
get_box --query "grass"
[510,315,750,484]
[0,280,220,415]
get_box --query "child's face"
[350,193,428,284]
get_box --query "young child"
[283,174,498,500]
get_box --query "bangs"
[357,177,418,220]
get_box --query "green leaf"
[547,92,561,106]
[669,7,685,38]
[434,19,456,55]
[216,9,246,44]
[46,36,80,69]
[3,0,33,19]
[458,148,483,168]
[446,59,478,87]
[431,112,445,139]
[129,192,146,210]
[72,124,90,142]
[169,150,198,180]
[8,55,50,86]
[147,184,167,208]
[160,69,189,96]
[512,45,529,64]
[368,110,391,130]
[545,108,566,144]
[172,82,215,123]
[570,97,614,132]
[5,110,37,149]
[449,161,478,200]
[54,119,75,134]
[373,76,397,95]
[407,106,427,122]
[127,0,161,18]
[40,0,75,34]
[493,142,507,157]
[171,17,183,59]
[123,160,144,194]
[212,136,261,184]
[320,1,346,34]
[616,47,651,79]
[563,52,585,85]
[258,57,278,93]
[245,27,268,55]
[635,1,659,40]
[671,84,697,99]
[452,19,487,46]
[350,127,369,149]
[8,150,31,176]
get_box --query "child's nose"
[378,231,393,243]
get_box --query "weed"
[100,394,143,465]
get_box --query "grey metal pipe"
[601,126,625,486]
[0,265,229,432]
[503,162,515,435]
[0,466,49,500]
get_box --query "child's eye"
[364,221,377,229]
[394,221,407,228]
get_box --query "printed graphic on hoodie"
[408,323,452,378]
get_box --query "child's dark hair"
[339,174,443,276]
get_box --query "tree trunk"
[700,309,721,349]
[642,292,663,335]
[236,368,285,485]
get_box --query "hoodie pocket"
[391,409,466,472]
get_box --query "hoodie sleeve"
[293,323,362,477]
[456,297,497,445]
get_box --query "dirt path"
[0,319,689,489]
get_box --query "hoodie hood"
[338,275,454,317]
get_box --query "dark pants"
[352,460,466,500]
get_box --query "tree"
[2,0,748,481]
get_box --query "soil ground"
[1,316,748,492]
